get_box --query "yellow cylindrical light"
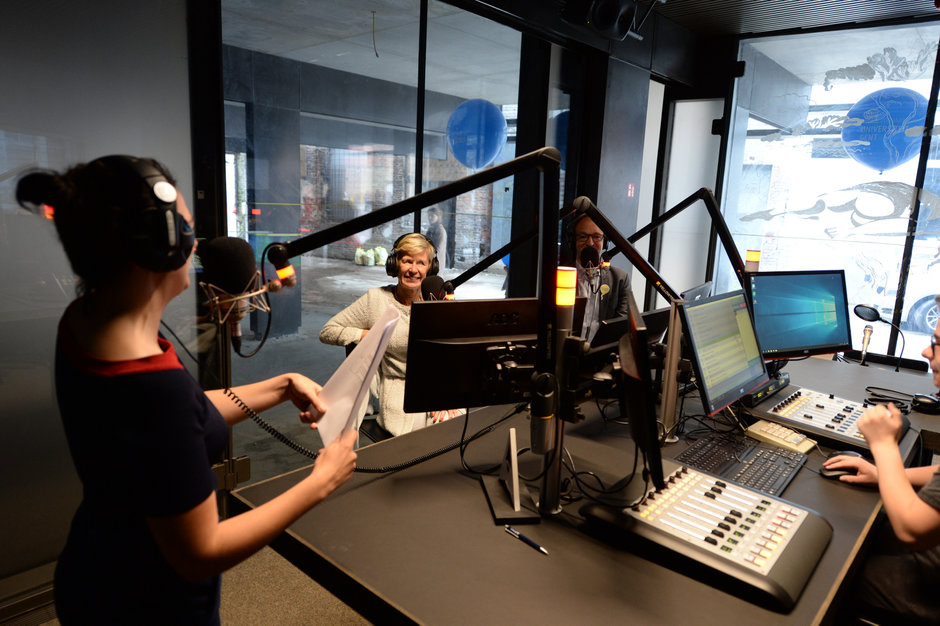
[745,249,761,272]
[276,264,296,281]
[556,266,577,306]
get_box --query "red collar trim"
[59,316,184,377]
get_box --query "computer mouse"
[820,450,863,479]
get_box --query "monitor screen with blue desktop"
[746,269,852,360]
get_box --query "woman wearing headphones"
[17,156,357,624]
[320,232,457,437]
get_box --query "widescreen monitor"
[403,297,585,412]
[679,290,769,416]
[680,280,713,303]
[746,269,852,360]
[404,293,665,490]
[617,291,665,489]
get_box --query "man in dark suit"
[571,212,630,341]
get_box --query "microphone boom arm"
[603,187,748,292]
[267,148,560,275]
[578,202,681,303]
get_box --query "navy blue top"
[54,308,228,624]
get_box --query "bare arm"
[146,429,358,581]
[822,456,937,487]
[860,404,940,549]
[205,373,327,427]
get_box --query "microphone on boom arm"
[197,236,280,353]
[421,275,455,301]
[579,246,602,293]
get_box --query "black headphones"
[385,232,439,277]
[865,386,940,415]
[97,155,195,272]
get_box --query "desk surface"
[231,357,937,625]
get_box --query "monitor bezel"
[678,289,770,416]
[745,269,853,360]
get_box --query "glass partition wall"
[716,23,940,364]
[221,1,523,483]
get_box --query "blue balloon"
[446,99,508,169]
[841,87,928,173]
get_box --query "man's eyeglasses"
[575,233,604,243]
[931,335,940,357]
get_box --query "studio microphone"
[860,324,873,366]
[579,246,601,293]
[571,195,597,214]
[579,245,600,270]
[420,275,455,301]
[197,237,274,350]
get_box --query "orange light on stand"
[276,264,295,281]
[556,266,577,306]
[745,249,761,272]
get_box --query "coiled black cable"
[224,388,321,459]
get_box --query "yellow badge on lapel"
[600,284,610,295]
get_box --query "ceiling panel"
[652,0,940,37]
[221,0,940,102]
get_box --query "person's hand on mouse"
[822,454,878,484]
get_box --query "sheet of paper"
[316,305,400,446]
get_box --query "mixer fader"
[581,462,832,610]
[742,386,909,451]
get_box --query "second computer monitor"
[679,290,769,415]
[746,269,852,360]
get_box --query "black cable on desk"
[457,403,530,475]
[359,402,527,474]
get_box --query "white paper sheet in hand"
[316,305,400,446]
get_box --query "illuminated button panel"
[769,388,867,442]
[627,466,806,573]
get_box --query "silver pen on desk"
[504,525,549,555]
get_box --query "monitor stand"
[480,427,540,524]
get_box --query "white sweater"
[318,286,425,436]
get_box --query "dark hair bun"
[15,170,69,214]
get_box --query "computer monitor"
[403,298,540,412]
[680,280,713,303]
[617,291,665,490]
[640,306,670,344]
[746,269,852,360]
[679,290,769,416]
[403,297,586,412]
[592,306,670,350]
[590,314,631,350]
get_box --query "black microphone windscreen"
[198,237,257,294]
[579,245,600,269]
[421,275,445,300]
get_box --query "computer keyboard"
[672,432,807,497]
